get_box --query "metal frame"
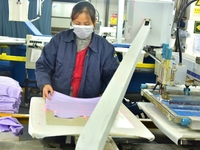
[142,89,200,130]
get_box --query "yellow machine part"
[0,53,26,62]
[136,63,155,69]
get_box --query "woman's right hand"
[43,84,54,100]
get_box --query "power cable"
[176,0,197,64]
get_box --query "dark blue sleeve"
[35,34,59,89]
[101,44,119,86]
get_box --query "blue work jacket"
[35,29,119,98]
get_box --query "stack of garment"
[0,76,22,113]
[0,76,23,136]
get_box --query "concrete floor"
[1,92,199,150]
[2,128,199,150]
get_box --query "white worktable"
[29,97,154,141]
[0,36,25,45]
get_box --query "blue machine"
[113,43,156,93]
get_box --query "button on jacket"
[35,29,119,98]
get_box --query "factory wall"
[0,0,52,86]
[91,0,119,27]
[51,0,121,34]
[0,0,52,38]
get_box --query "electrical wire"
[174,0,188,22]
[143,46,161,64]
[176,0,197,65]
[146,52,161,64]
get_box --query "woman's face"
[72,12,94,26]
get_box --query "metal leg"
[24,69,38,106]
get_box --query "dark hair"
[71,1,96,25]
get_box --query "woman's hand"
[43,84,54,100]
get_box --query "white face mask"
[72,25,94,39]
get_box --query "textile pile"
[0,76,22,113]
[0,76,23,135]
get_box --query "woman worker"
[35,1,119,99]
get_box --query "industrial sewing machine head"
[143,0,200,101]
[156,52,200,100]
[125,0,200,131]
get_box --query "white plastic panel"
[125,0,174,46]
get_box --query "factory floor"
[1,92,199,150]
